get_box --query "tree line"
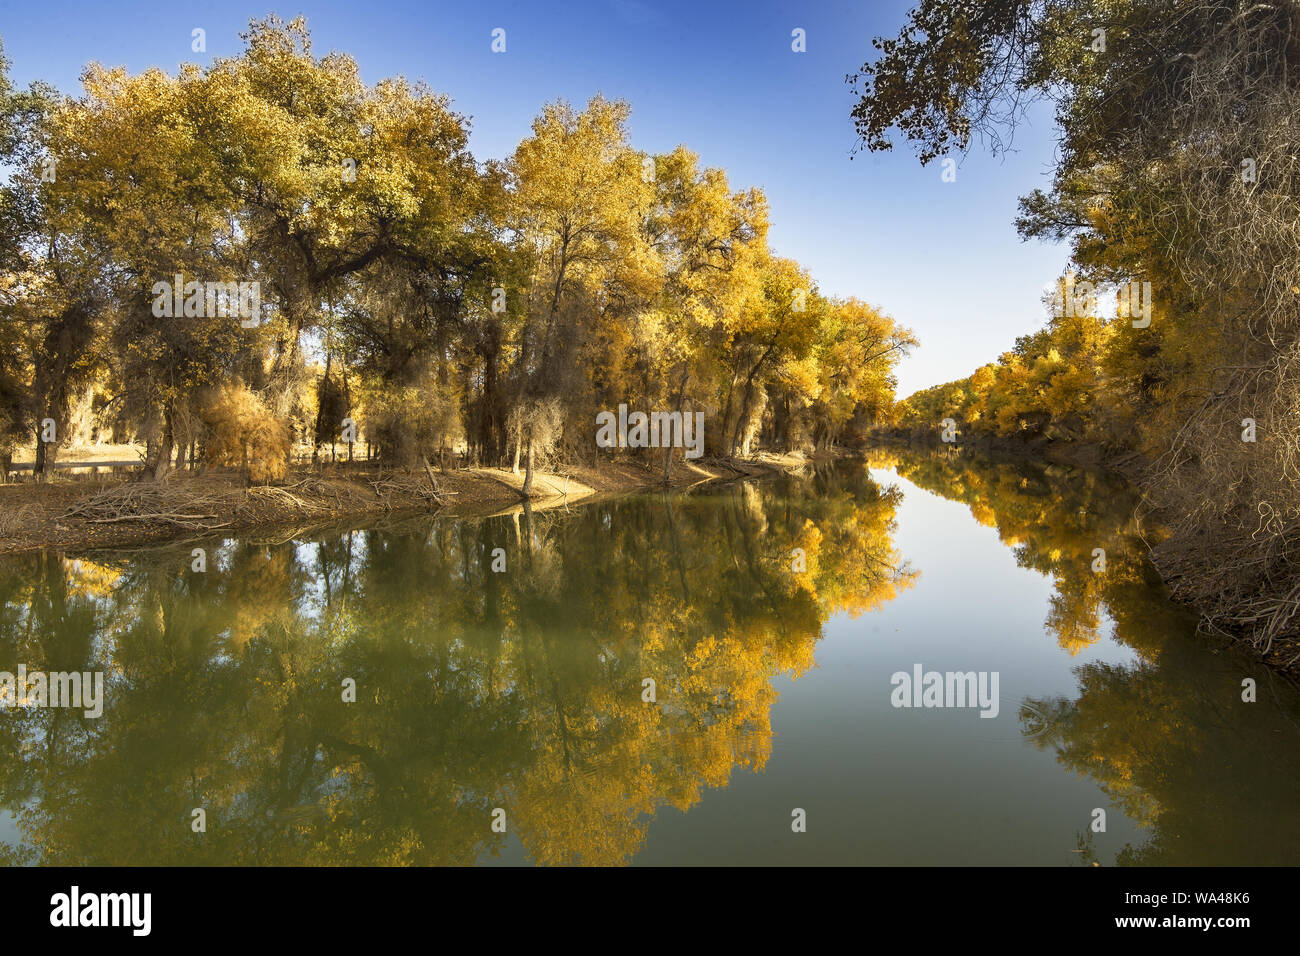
[0,16,915,491]
[852,0,1300,663]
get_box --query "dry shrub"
[1127,7,1300,665]
[362,376,463,467]
[201,384,291,484]
[513,396,564,464]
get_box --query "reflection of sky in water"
[634,465,1151,864]
[0,454,1296,865]
[0,809,33,865]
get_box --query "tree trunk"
[312,353,328,466]
[520,437,535,497]
[730,380,755,457]
[479,327,502,464]
[342,358,354,463]
[152,406,175,482]
[719,369,739,457]
[34,430,59,483]
[665,364,689,484]
[729,338,780,456]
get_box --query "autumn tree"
[506,96,655,494]
[641,147,768,476]
[853,0,1300,658]
[0,40,52,479]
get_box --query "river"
[0,447,1296,865]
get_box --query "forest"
[1,2,1298,880]
[852,0,1300,667]
[4,2,1298,674]
[0,15,914,499]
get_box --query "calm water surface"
[1,448,1297,865]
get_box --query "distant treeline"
[0,16,915,490]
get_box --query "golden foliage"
[201,384,291,483]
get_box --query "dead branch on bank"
[60,484,233,531]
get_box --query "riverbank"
[869,432,1300,677]
[868,429,1149,481]
[0,452,817,555]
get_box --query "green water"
[0,448,1297,865]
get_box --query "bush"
[362,375,463,467]
[201,384,291,483]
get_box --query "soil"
[0,452,816,555]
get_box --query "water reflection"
[0,464,912,864]
[879,447,1300,865]
[1,451,1297,865]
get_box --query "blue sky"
[0,0,1071,396]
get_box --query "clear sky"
[0,0,1071,397]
